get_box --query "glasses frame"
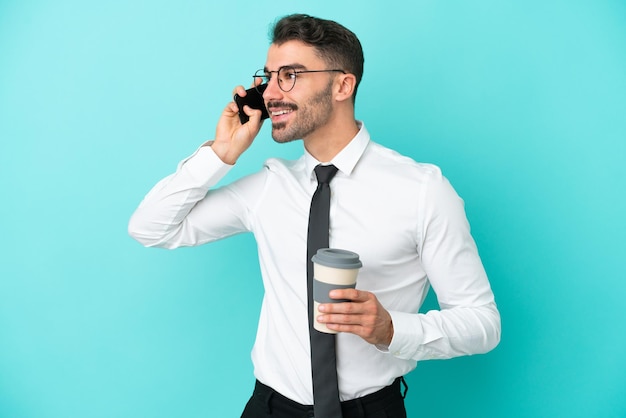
[253,66,346,93]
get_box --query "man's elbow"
[127,214,163,248]
[481,303,501,354]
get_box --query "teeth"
[271,110,292,116]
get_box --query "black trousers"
[241,377,408,418]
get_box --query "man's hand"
[318,289,394,346]
[209,85,265,165]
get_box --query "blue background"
[1,1,625,417]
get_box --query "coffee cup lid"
[311,248,363,269]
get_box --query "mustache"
[266,101,298,111]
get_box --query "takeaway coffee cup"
[312,248,363,334]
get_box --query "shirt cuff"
[375,310,425,359]
[177,144,233,187]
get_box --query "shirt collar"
[304,121,370,181]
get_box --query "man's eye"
[279,68,297,81]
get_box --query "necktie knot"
[314,164,338,185]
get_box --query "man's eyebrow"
[263,64,308,72]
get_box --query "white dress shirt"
[128,122,501,404]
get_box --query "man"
[129,14,500,417]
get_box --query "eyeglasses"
[253,66,346,93]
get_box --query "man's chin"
[272,136,298,144]
[271,123,297,143]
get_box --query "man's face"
[263,40,335,143]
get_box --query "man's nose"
[263,77,283,102]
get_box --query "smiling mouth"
[270,109,293,117]
[267,102,297,119]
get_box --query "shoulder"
[361,141,444,184]
[229,156,305,192]
[263,156,304,173]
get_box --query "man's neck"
[304,118,360,163]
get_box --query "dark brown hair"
[270,14,364,101]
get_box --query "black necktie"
[307,164,342,417]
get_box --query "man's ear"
[334,73,357,102]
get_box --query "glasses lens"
[253,70,269,93]
[278,67,296,92]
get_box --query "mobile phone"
[234,83,269,124]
